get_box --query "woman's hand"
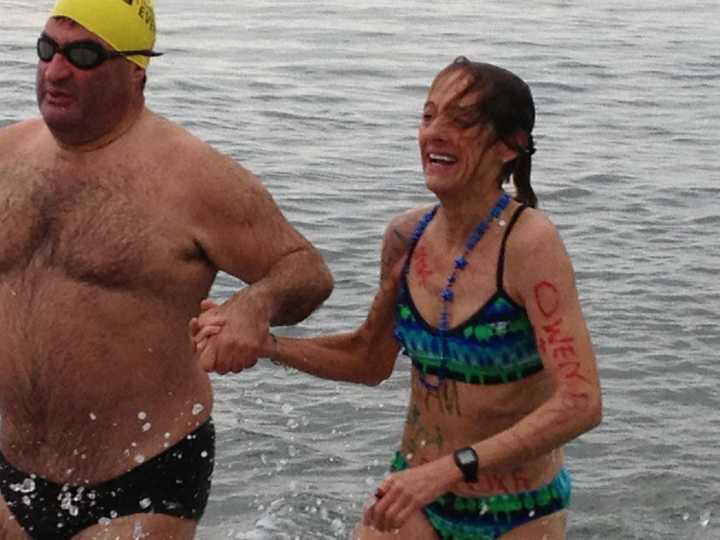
[189,299,225,354]
[363,457,459,532]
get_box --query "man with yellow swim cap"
[0,0,333,538]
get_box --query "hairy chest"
[0,163,199,290]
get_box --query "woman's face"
[418,70,506,196]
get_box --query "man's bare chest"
[0,164,197,289]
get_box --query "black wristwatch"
[453,447,479,482]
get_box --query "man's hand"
[189,295,271,374]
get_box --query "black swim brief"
[0,419,215,540]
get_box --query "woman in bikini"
[192,56,602,540]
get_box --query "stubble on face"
[36,18,140,145]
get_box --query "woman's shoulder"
[384,204,436,243]
[379,204,436,268]
[508,205,574,281]
[511,204,563,248]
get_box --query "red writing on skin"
[533,281,590,385]
[534,281,560,318]
[413,245,432,287]
[538,318,574,356]
[559,391,590,411]
[557,361,589,383]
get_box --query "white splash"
[700,510,711,528]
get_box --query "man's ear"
[131,65,146,90]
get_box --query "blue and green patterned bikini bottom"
[391,452,571,540]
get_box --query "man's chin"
[40,106,84,135]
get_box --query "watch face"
[457,448,476,466]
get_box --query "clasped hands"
[189,297,274,374]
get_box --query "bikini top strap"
[496,205,528,290]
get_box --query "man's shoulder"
[143,111,240,175]
[0,118,45,150]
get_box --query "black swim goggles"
[37,34,163,70]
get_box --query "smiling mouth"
[428,153,458,165]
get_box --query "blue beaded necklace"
[437,191,511,331]
[403,191,512,390]
[404,190,512,330]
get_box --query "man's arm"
[191,208,419,380]
[187,143,333,373]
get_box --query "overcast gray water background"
[2,1,720,538]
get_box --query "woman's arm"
[267,214,417,384]
[464,211,602,467]
[193,210,420,384]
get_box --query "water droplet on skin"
[133,521,146,539]
[138,412,147,420]
[98,517,111,526]
[134,454,145,464]
[142,423,151,432]
[89,413,97,421]
[192,403,204,416]
[164,432,171,439]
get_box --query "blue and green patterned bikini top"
[394,205,544,385]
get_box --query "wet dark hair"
[432,56,538,207]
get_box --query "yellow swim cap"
[50,0,158,69]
